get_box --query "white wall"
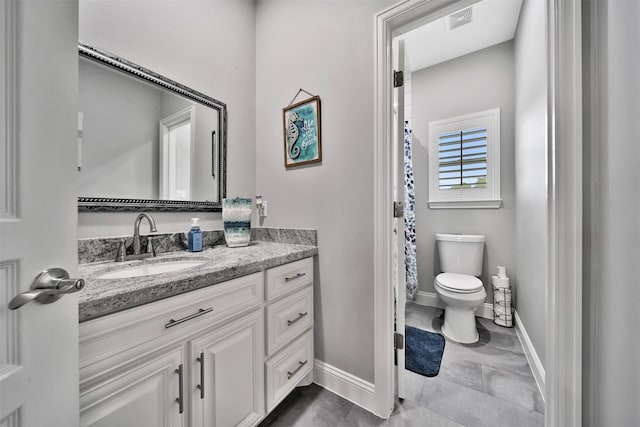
[255,0,395,383]
[410,41,516,303]
[513,0,547,366]
[584,0,640,424]
[78,0,256,237]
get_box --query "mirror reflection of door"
[160,107,194,200]
[77,52,222,205]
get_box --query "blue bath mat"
[405,326,445,377]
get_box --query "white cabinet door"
[190,309,264,427]
[80,347,185,427]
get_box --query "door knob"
[8,268,84,310]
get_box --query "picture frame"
[282,95,322,167]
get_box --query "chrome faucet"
[133,213,157,255]
[115,213,158,262]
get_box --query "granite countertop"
[78,241,318,322]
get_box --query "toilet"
[434,233,486,344]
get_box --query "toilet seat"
[435,273,483,294]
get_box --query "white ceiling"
[401,0,523,72]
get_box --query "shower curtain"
[404,122,418,300]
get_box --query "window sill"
[428,199,503,209]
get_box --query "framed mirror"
[77,42,226,212]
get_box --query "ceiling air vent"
[447,7,473,31]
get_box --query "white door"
[159,107,195,201]
[392,38,407,400]
[0,1,80,426]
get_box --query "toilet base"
[441,307,479,344]
[434,278,486,345]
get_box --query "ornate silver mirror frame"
[77,42,226,212]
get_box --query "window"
[438,127,487,190]
[428,108,501,208]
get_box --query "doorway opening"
[394,2,545,424]
[159,106,195,200]
[373,0,583,425]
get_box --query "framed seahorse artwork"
[282,95,322,167]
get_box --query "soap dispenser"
[188,218,203,252]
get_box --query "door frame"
[372,1,583,426]
[392,37,407,400]
[159,106,196,200]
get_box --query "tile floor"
[259,303,544,427]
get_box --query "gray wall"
[78,0,256,237]
[79,59,162,199]
[584,0,640,424]
[513,0,547,367]
[255,0,395,383]
[410,41,516,303]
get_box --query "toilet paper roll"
[495,317,513,327]
[492,276,510,289]
[493,290,512,302]
[494,308,514,325]
[493,298,511,307]
[494,303,511,312]
[497,266,507,278]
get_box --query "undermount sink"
[96,260,207,280]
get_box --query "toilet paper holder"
[492,285,513,328]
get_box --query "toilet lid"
[435,273,483,294]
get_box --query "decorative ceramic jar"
[222,197,252,247]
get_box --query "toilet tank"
[436,234,485,276]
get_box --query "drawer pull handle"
[165,307,213,329]
[287,312,308,326]
[287,360,308,379]
[196,352,205,399]
[175,364,184,414]
[285,272,306,282]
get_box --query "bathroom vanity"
[77,242,317,427]
[74,42,318,426]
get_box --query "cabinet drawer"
[265,286,313,356]
[80,272,263,387]
[265,329,314,412]
[265,257,313,301]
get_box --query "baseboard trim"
[514,310,546,401]
[313,359,376,414]
[415,290,493,320]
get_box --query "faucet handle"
[146,237,156,257]
[115,239,127,262]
